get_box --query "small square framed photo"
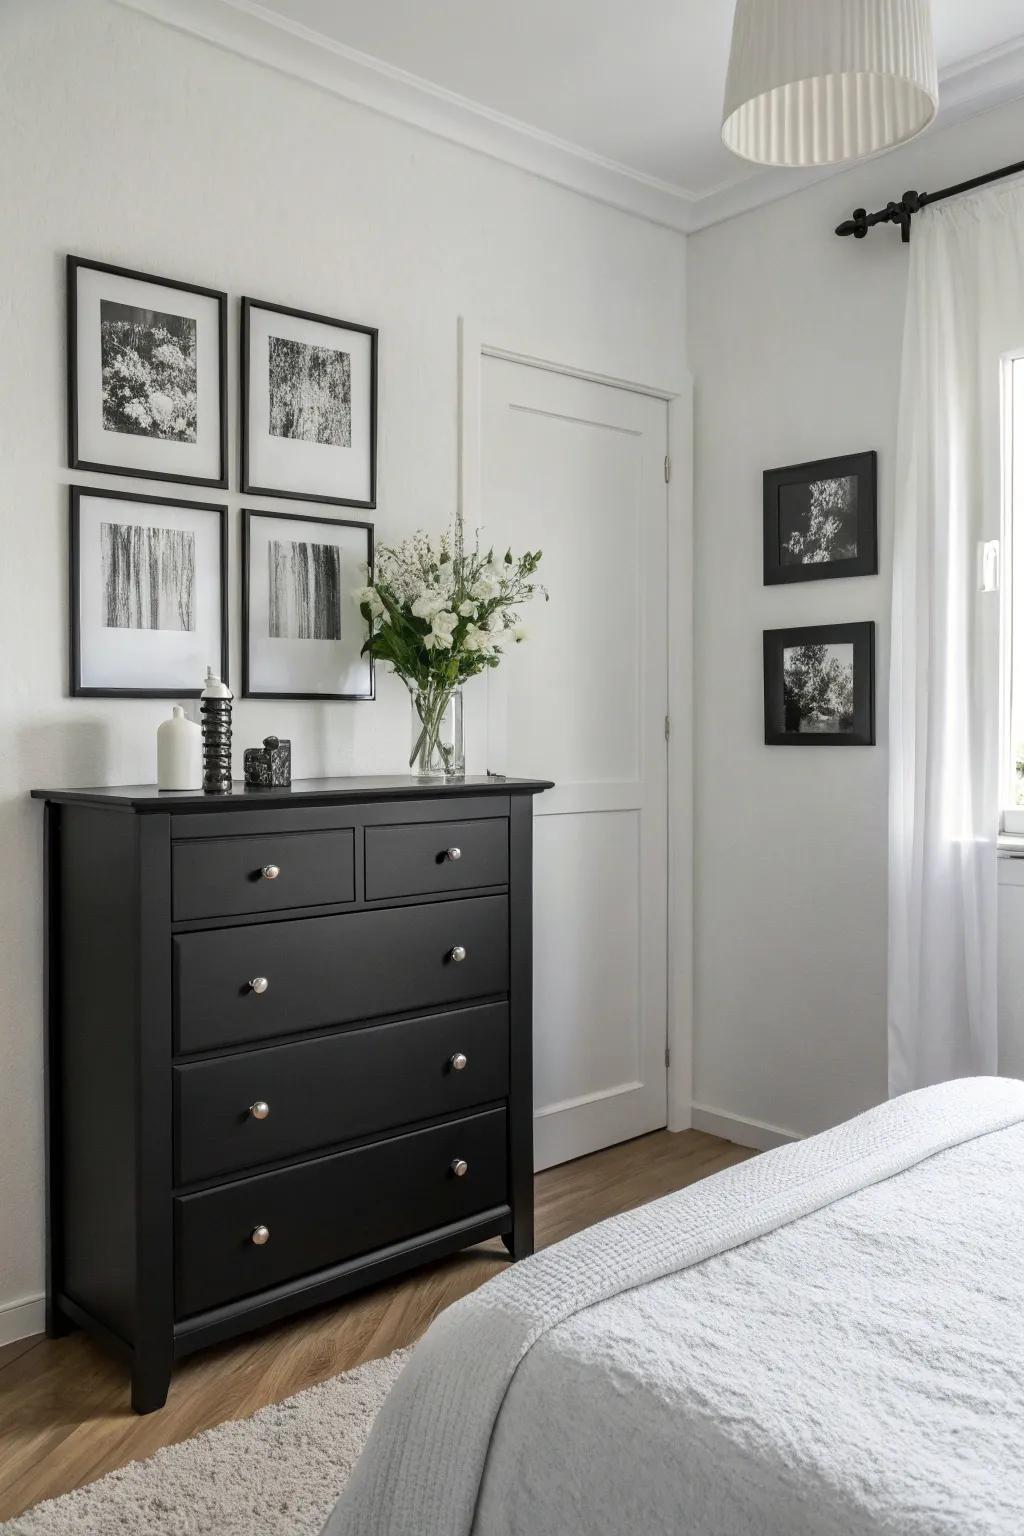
[763,451,877,584]
[241,298,377,508]
[67,256,227,487]
[241,509,374,700]
[70,487,228,698]
[764,622,875,746]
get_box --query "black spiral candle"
[200,667,233,795]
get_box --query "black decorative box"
[243,736,291,789]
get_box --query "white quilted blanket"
[324,1077,1024,1536]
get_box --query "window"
[1003,356,1024,834]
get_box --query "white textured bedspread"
[325,1078,1024,1536]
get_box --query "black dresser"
[32,775,551,1411]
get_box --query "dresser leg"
[502,1228,534,1262]
[131,1357,171,1415]
[45,1297,75,1338]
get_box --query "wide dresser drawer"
[364,817,508,900]
[173,1002,510,1184]
[175,1108,508,1317]
[172,830,355,920]
[173,895,509,1053]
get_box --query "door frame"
[458,318,694,1135]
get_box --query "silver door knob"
[449,945,466,963]
[445,847,462,861]
[449,1052,468,1072]
[249,976,269,995]
[450,1158,469,1178]
[251,1224,271,1245]
[249,1100,270,1120]
[261,864,280,880]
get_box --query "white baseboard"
[691,1103,799,1152]
[0,1292,45,1347]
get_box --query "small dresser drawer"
[175,1108,507,1317]
[173,895,509,1054]
[173,1002,509,1184]
[364,817,508,900]
[172,831,354,921]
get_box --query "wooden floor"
[0,1128,752,1521]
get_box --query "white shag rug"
[1,1349,407,1536]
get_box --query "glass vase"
[408,684,464,780]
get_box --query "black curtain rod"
[835,157,1024,244]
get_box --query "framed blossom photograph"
[67,256,227,487]
[240,297,377,508]
[241,508,374,700]
[763,451,877,584]
[70,486,228,698]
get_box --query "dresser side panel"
[58,805,140,1342]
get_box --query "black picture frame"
[763,450,877,584]
[764,621,875,746]
[240,297,378,509]
[241,507,375,701]
[67,255,228,489]
[70,486,229,699]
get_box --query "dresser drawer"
[174,1002,509,1184]
[175,1108,507,1317]
[173,895,509,1054]
[172,830,354,920]
[364,817,508,900]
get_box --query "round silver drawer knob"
[249,1100,270,1120]
[450,1158,469,1178]
[449,944,467,964]
[445,847,462,862]
[251,1224,271,1246]
[249,976,269,995]
[449,1052,468,1072]
[261,864,280,881]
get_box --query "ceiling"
[122,0,1024,230]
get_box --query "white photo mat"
[243,510,373,699]
[73,489,226,695]
[242,299,376,506]
[70,259,225,485]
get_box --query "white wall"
[688,94,1024,1143]
[0,0,686,1331]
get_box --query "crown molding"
[114,0,1024,236]
[113,0,702,232]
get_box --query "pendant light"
[722,0,938,168]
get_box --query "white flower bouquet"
[356,529,545,777]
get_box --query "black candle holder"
[200,669,233,794]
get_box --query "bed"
[324,1077,1024,1535]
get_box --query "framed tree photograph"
[763,451,877,584]
[67,256,227,487]
[764,621,875,746]
[70,487,228,698]
[241,509,374,700]
[241,297,377,508]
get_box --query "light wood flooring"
[0,1128,752,1522]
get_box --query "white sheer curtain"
[889,180,1024,1096]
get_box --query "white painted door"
[480,356,668,1169]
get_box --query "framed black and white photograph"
[764,622,875,746]
[242,509,374,699]
[763,451,877,584]
[241,297,377,508]
[70,487,228,698]
[67,256,227,487]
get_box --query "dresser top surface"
[32,774,553,813]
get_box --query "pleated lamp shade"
[722,0,938,167]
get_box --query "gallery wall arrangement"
[64,254,378,706]
[762,451,878,747]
